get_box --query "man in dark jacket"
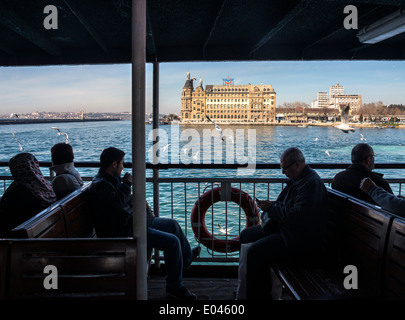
[240,147,328,299]
[332,143,392,204]
[88,147,199,300]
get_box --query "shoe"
[184,246,201,269]
[166,286,198,300]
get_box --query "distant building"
[180,72,276,123]
[316,92,328,109]
[329,83,344,97]
[330,94,362,113]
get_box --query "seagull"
[334,104,355,133]
[182,146,189,155]
[51,127,69,143]
[314,137,319,142]
[11,132,36,154]
[360,133,366,141]
[206,115,225,141]
[162,143,170,152]
[192,151,199,161]
[217,223,233,235]
[325,150,331,157]
[12,132,24,151]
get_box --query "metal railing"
[1,161,404,263]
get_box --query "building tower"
[181,72,195,121]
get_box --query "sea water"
[1,120,404,255]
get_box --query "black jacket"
[267,165,329,251]
[331,164,393,204]
[88,169,134,237]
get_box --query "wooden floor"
[148,276,239,300]
[147,265,293,300]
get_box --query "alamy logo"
[43,265,58,290]
[343,265,358,289]
[43,5,58,30]
[343,5,358,30]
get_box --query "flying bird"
[12,132,24,151]
[360,133,366,141]
[192,151,199,161]
[51,127,69,143]
[11,132,36,154]
[162,143,170,152]
[334,104,355,133]
[325,150,331,157]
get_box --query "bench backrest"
[339,197,391,294]
[7,238,137,299]
[9,183,93,239]
[10,205,67,238]
[384,217,405,298]
[0,240,9,300]
[60,190,94,238]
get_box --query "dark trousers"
[147,217,192,290]
[240,225,289,300]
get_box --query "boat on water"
[1,0,405,306]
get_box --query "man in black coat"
[88,147,199,300]
[332,143,392,204]
[240,147,329,299]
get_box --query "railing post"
[132,0,147,300]
[152,59,161,268]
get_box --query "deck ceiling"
[1,0,405,66]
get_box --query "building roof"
[1,0,405,66]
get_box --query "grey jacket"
[51,162,84,199]
[368,186,405,216]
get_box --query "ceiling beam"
[0,2,61,56]
[249,0,309,58]
[63,0,109,55]
[146,7,157,59]
[0,42,15,56]
[202,0,228,59]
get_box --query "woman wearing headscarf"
[0,153,56,237]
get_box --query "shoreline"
[0,118,124,125]
[178,122,405,129]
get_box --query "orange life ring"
[190,187,260,253]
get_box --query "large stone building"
[180,73,276,124]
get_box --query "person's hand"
[256,199,272,211]
[123,172,132,183]
[360,178,376,194]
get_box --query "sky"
[1,60,405,115]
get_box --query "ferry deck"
[1,0,405,303]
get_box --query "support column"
[132,0,147,300]
[152,59,161,269]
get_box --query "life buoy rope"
[190,187,260,253]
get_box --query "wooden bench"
[384,217,405,298]
[9,183,94,239]
[273,187,395,300]
[2,183,138,300]
[0,240,10,300]
[6,238,137,300]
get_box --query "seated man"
[360,178,405,216]
[50,143,84,199]
[88,147,199,300]
[240,147,328,300]
[332,143,392,204]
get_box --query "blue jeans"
[147,217,192,290]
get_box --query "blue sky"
[1,60,405,115]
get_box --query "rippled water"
[1,120,404,253]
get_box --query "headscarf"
[9,152,57,204]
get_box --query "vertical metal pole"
[152,59,161,269]
[152,60,160,218]
[132,0,147,300]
